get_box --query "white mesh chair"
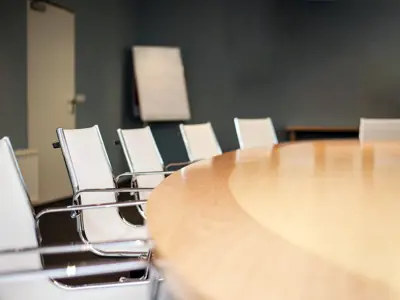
[46,125,153,258]
[359,118,400,142]
[179,122,222,161]
[234,117,278,150]
[116,127,198,219]
[0,136,161,300]
[115,127,172,219]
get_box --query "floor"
[34,180,146,286]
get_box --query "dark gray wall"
[2,0,400,170]
[128,0,400,164]
[0,0,27,148]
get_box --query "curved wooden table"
[148,140,400,300]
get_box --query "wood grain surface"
[148,140,400,300]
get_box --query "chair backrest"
[179,122,222,161]
[234,117,278,150]
[57,126,129,243]
[117,127,165,200]
[0,137,42,272]
[359,118,400,142]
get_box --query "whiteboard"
[133,46,191,121]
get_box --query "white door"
[27,2,76,204]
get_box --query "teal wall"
[0,0,27,148]
[130,0,400,164]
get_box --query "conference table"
[147,140,400,300]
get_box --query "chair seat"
[83,212,150,253]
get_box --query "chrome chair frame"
[52,126,153,259]
[115,127,194,219]
[36,190,150,254]
[0,239,162,299]
[0,137,158,294]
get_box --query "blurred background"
[1,0,400,191]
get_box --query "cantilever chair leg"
[0,242,165,299]
[36,187,154,258]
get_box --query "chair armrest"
[165,159,201,170]
[35,188,155,262]
[0,239,157,288]
[0,259,149,284]
[36,199,146,221]
[0,239,150,256]
[73,187,152,201]
[36,187,151,221]
[52,141,61,149]
[115,171,174,184]
[165,161,191,170]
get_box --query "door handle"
[68,94,86,114]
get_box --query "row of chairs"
[153,118,400,164]
[0,117,278,299]
[114,118,400,177]
[42,117,400,261]
[1,116,399,299]
[185,118,400,159]
[178,118,278,161]
[0,136,170,299]
[167,118,277,163]
[36,116,400,265]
